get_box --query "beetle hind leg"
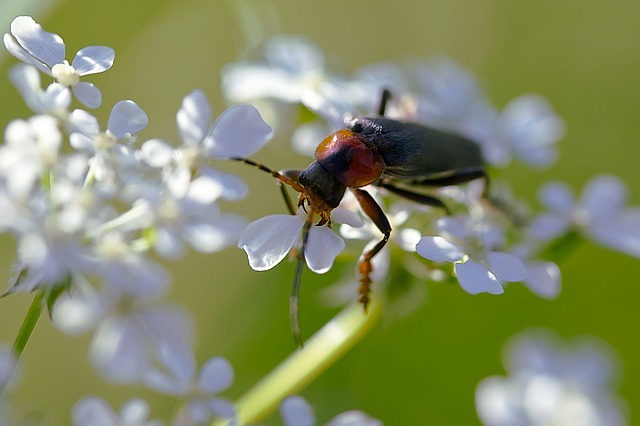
[352,189,392,310]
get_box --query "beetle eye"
[351,122,363,133]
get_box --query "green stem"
[0,291,45,396]
[13,290,44,359]
[214,298,382,426]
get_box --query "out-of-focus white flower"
[53,279,193,384]
[416,215,526,294]
[4,16,114,108]
[280,395,382,426]
[530,175,640,257]
[143,344,235,425]
[0,344,17,392]
[222,36,361,127]
[8,64,71,116]
[476,330,627,426]
[497,94,565,168]
[0,115,61,199]
[72,396,161,426]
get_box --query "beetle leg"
[377,88,393,116]
[352,189,391,311]
[411,167,489,191]
[378,182,451,214]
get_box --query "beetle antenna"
[291,210,314,348]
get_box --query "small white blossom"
[530,175,640,257]
[8,64,71,116]
[143,344,235,425]
[238,212,345,274]
[280,395,382,426]
[53,279,193,384]
[4,16,114,108]
[416,216,526,294]
[72,396,161,426]
[476,330,627,426]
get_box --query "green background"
[1,0,639,424]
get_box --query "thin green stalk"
[0,290,45,396]
[214,298,382,426]
[12,290,44,359]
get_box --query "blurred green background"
[1,0,639,424]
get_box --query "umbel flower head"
[4,16,115,108]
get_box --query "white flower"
[143,344,235,425]
[53,279,193,384]
[238,211,345,274]
[221,36,359,127]
[416,216,526,294]
[530,175,640,257]
[497,94,565,168]
[72,396,161,426]
[8,64,71,116]
[510,244,562,299]
[141,90,272,170]
[0,115,62,199]
[133,167,248,259]
[280,395,382,426]
[476,330,627,426]
[4,16,114,108]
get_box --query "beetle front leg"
[352,189,391,311]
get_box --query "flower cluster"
[1,16,274,425]
[475,330,628,426]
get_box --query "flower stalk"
[216,297,383,426]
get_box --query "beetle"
[234,90,487,346]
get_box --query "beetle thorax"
[315,130,385,188]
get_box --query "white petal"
[108,100,148,138]
[539,181,575,213]
[434,216,468,241]
[158,343,195,385]
[72,46,115,75]
[238,214,302,271]
[523,261,562,299]
[52,293,101,334]
[590,209,640,257]
[4,33,52,74]
[416,236,464,262]
[9,16,65,68]
[69,133,96,153]
[43,82,72,110]
[68,109,99,136]
[72,396,118,425]
[305,225,345,273]
[90,317,149,383]
[475,377,521,425]
[177,89,211,146]
[154,227,186,259]
[140,139,175,167]
[280,396,315,426]
[198,357,234,394]
[184,215,247,253]
[455,260,504,295]
[580,175,627,218]
[265,36,324,74]
[120,399,151,423]
[528,213,570,241]
[327,411,383,426]
[331,208,364,228]
[191,167,248,201]
[73,82,102,109]
[500,94,564,167]
[486,252,527,282]
[396,228,422,252]
[221,64,300,101]
[204,105,273,158]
